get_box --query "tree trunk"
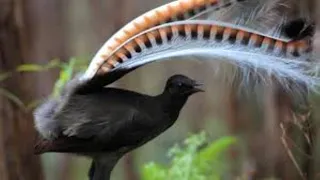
[0,0,43,179]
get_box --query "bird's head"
[164,74,204,97]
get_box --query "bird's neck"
[156,91,189,120]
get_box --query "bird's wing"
[35,108,157,154]
[77,0,317,93]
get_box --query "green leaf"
[140,132,237,180]
[52,58,76,97]
[194,136,237,174]
[0,88,25,108]
[16,64,46,72]
[141,162,167,180]
[45,59,61,69]
[17,59,63,73]
[197,136,237,162]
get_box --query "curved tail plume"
[86,0,248,79]
[78,0,318,94]
[79,21,317,92]
[194,0,313,39]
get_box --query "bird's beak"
[191,82,204,93]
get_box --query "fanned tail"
[82,21,318,93]
[79,0,318,95]
[84,0,249,80]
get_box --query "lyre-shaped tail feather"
[81,20,318,93]
[194,0,314,39]
[84,0,248,80]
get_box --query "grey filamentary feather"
[190,0,318,92]
[82,20,318,95]
[84,0,314,79]
[193,0,313,39]
[191,0,317,88]
[80,0,318,95]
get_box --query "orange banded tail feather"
[84,0,248,80]
[193,0,314,40]
[83,21,318,91]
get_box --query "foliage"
[16,58,61,72]
[52,58,77,97]
[0,58,88,110]
[141,132,237,180]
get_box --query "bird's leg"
[88,161,96,180]
[88,155,120,180]
[88,159,112,180]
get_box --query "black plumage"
[282,18,315,40]
[34,74,203,180]
[33,1,317,180]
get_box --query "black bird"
[34,1,316,180]
[34,74,203,180]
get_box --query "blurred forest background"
[1,0,320,180]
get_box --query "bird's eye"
[177,83,183,87]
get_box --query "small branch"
[284,135,313,159]
[292,111,312,146]
[280,123,306,180]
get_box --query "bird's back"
[35,87,169,154]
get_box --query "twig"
[291,111,312,146]
[280,123,306,180]
[283,135,313,159]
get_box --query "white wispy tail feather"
[81,0,318,94]
[106,21,319,91]
[192,0,313,39]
